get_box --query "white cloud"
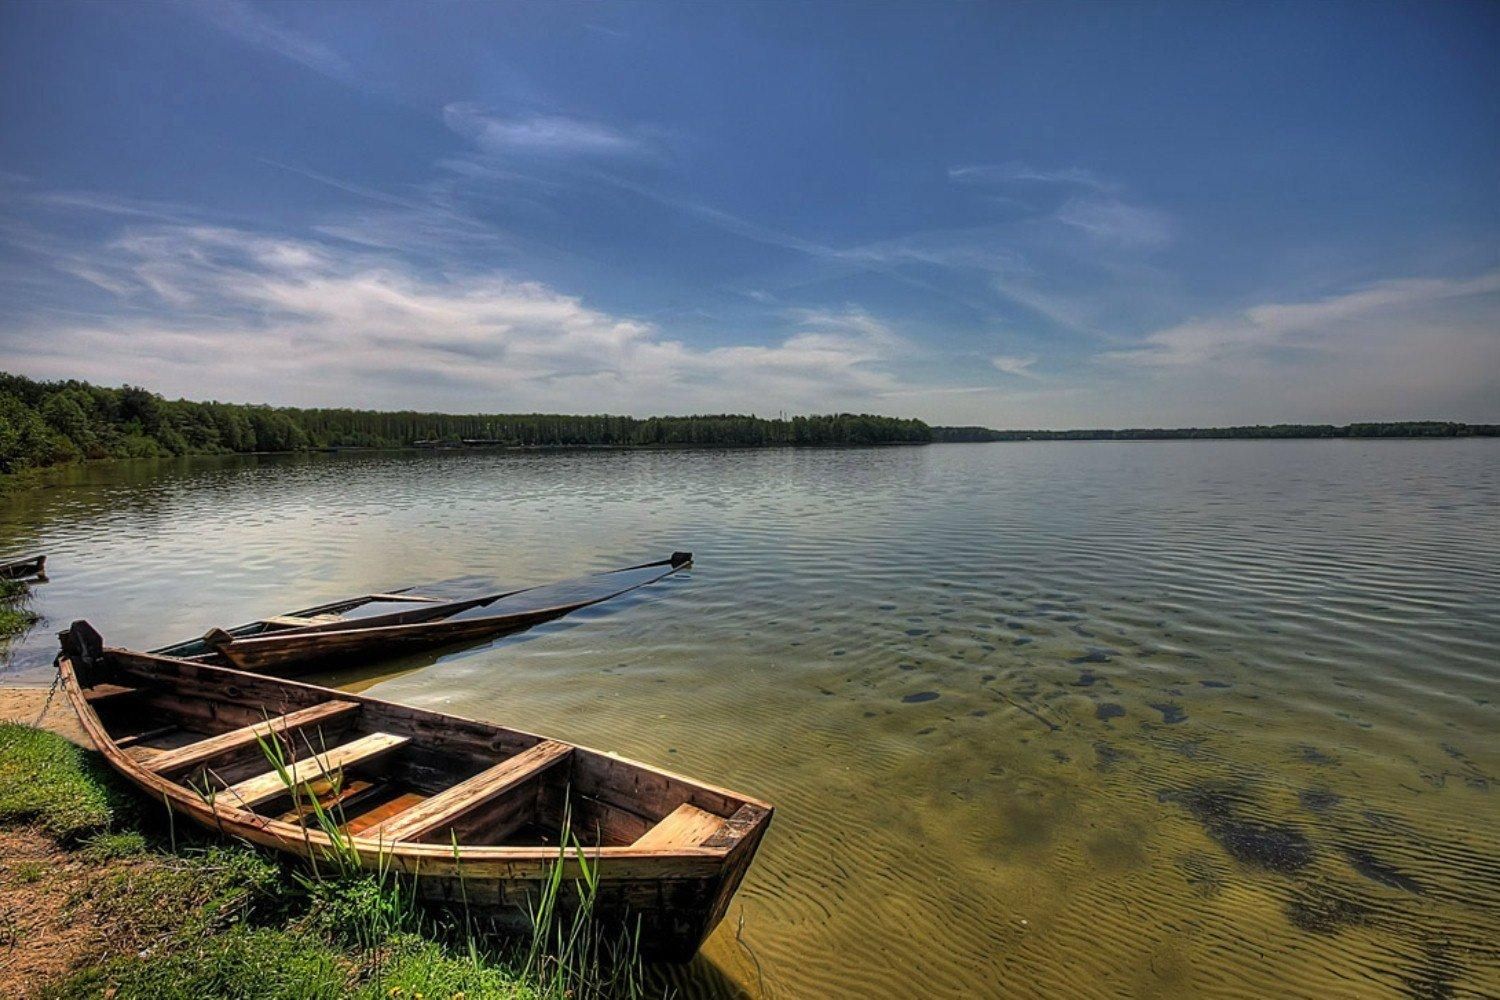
[442,104,650,159]
[990,354,1037,377]
[1108,270,1500,368]
[4,225,910,415]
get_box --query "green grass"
[80,829,149,860]
[0,723,133,840]
[1,576,39,642]
[0,603,38,638]
[0,722,665,999]
[43,927,351,1000]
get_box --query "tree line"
[932,422,1499,442]
[0,373,933,474]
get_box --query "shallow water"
[3,442,1497,998]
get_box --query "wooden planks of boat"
[152,552,692,676]
[1,553,46,580]
[58,620,770,961]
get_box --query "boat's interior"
[79,649,745,853]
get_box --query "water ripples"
[2,441,1497,997]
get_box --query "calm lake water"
[3,442,1497,998]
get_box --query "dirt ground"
[0,686,91,746]
[0,686,99,995]
[0,826,101,995]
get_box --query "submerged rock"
[901,691,940,704]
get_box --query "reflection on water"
[3,442,1498,998]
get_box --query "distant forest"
[933,423,1499,442]
[0,373,932,474]
[2,373,1492,477]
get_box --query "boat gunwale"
[60,642,770,875]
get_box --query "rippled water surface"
[3,442,1498,998]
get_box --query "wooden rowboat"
[58,621,771,960]
[1,553,46,579]
[153,553,692,676]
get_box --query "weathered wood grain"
[146,700,360,775]
[225,732,409,808]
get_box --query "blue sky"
[2,1,1497,426]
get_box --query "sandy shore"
[0,685,90,746]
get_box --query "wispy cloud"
[1054,197,1172,248]
[948,163,1115,192]
[443,103,654,159]
[991,354,1038,377]
[1107,270,1500,368]
[190,0,354,84]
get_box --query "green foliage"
[0,389,55,472]
[299,874,418,949]
[0,604,39,639]
[0,371,933,474]
[0,723,131,840]
[933,421,1500,442]
[1,576,39,642]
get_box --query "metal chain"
[30,655,63,728]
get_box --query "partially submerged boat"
[58,621,771,960]
[154,553,692,675]
[1,553,46,580]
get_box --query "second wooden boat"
[154,553,691,676]
[1,553,46,579]
[58,621,771,961]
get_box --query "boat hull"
[1,554,45,579]
[160,553,692,675]
[58,625,769,961]
[211,605,576,674]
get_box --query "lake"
[2,441,1497,998]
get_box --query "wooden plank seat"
[360,739,572,843]
[262,614,344,628]
[225,732,409,808]
[145,700,361,776]
[633,803,729,850]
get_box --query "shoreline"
[0,684,88,745]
